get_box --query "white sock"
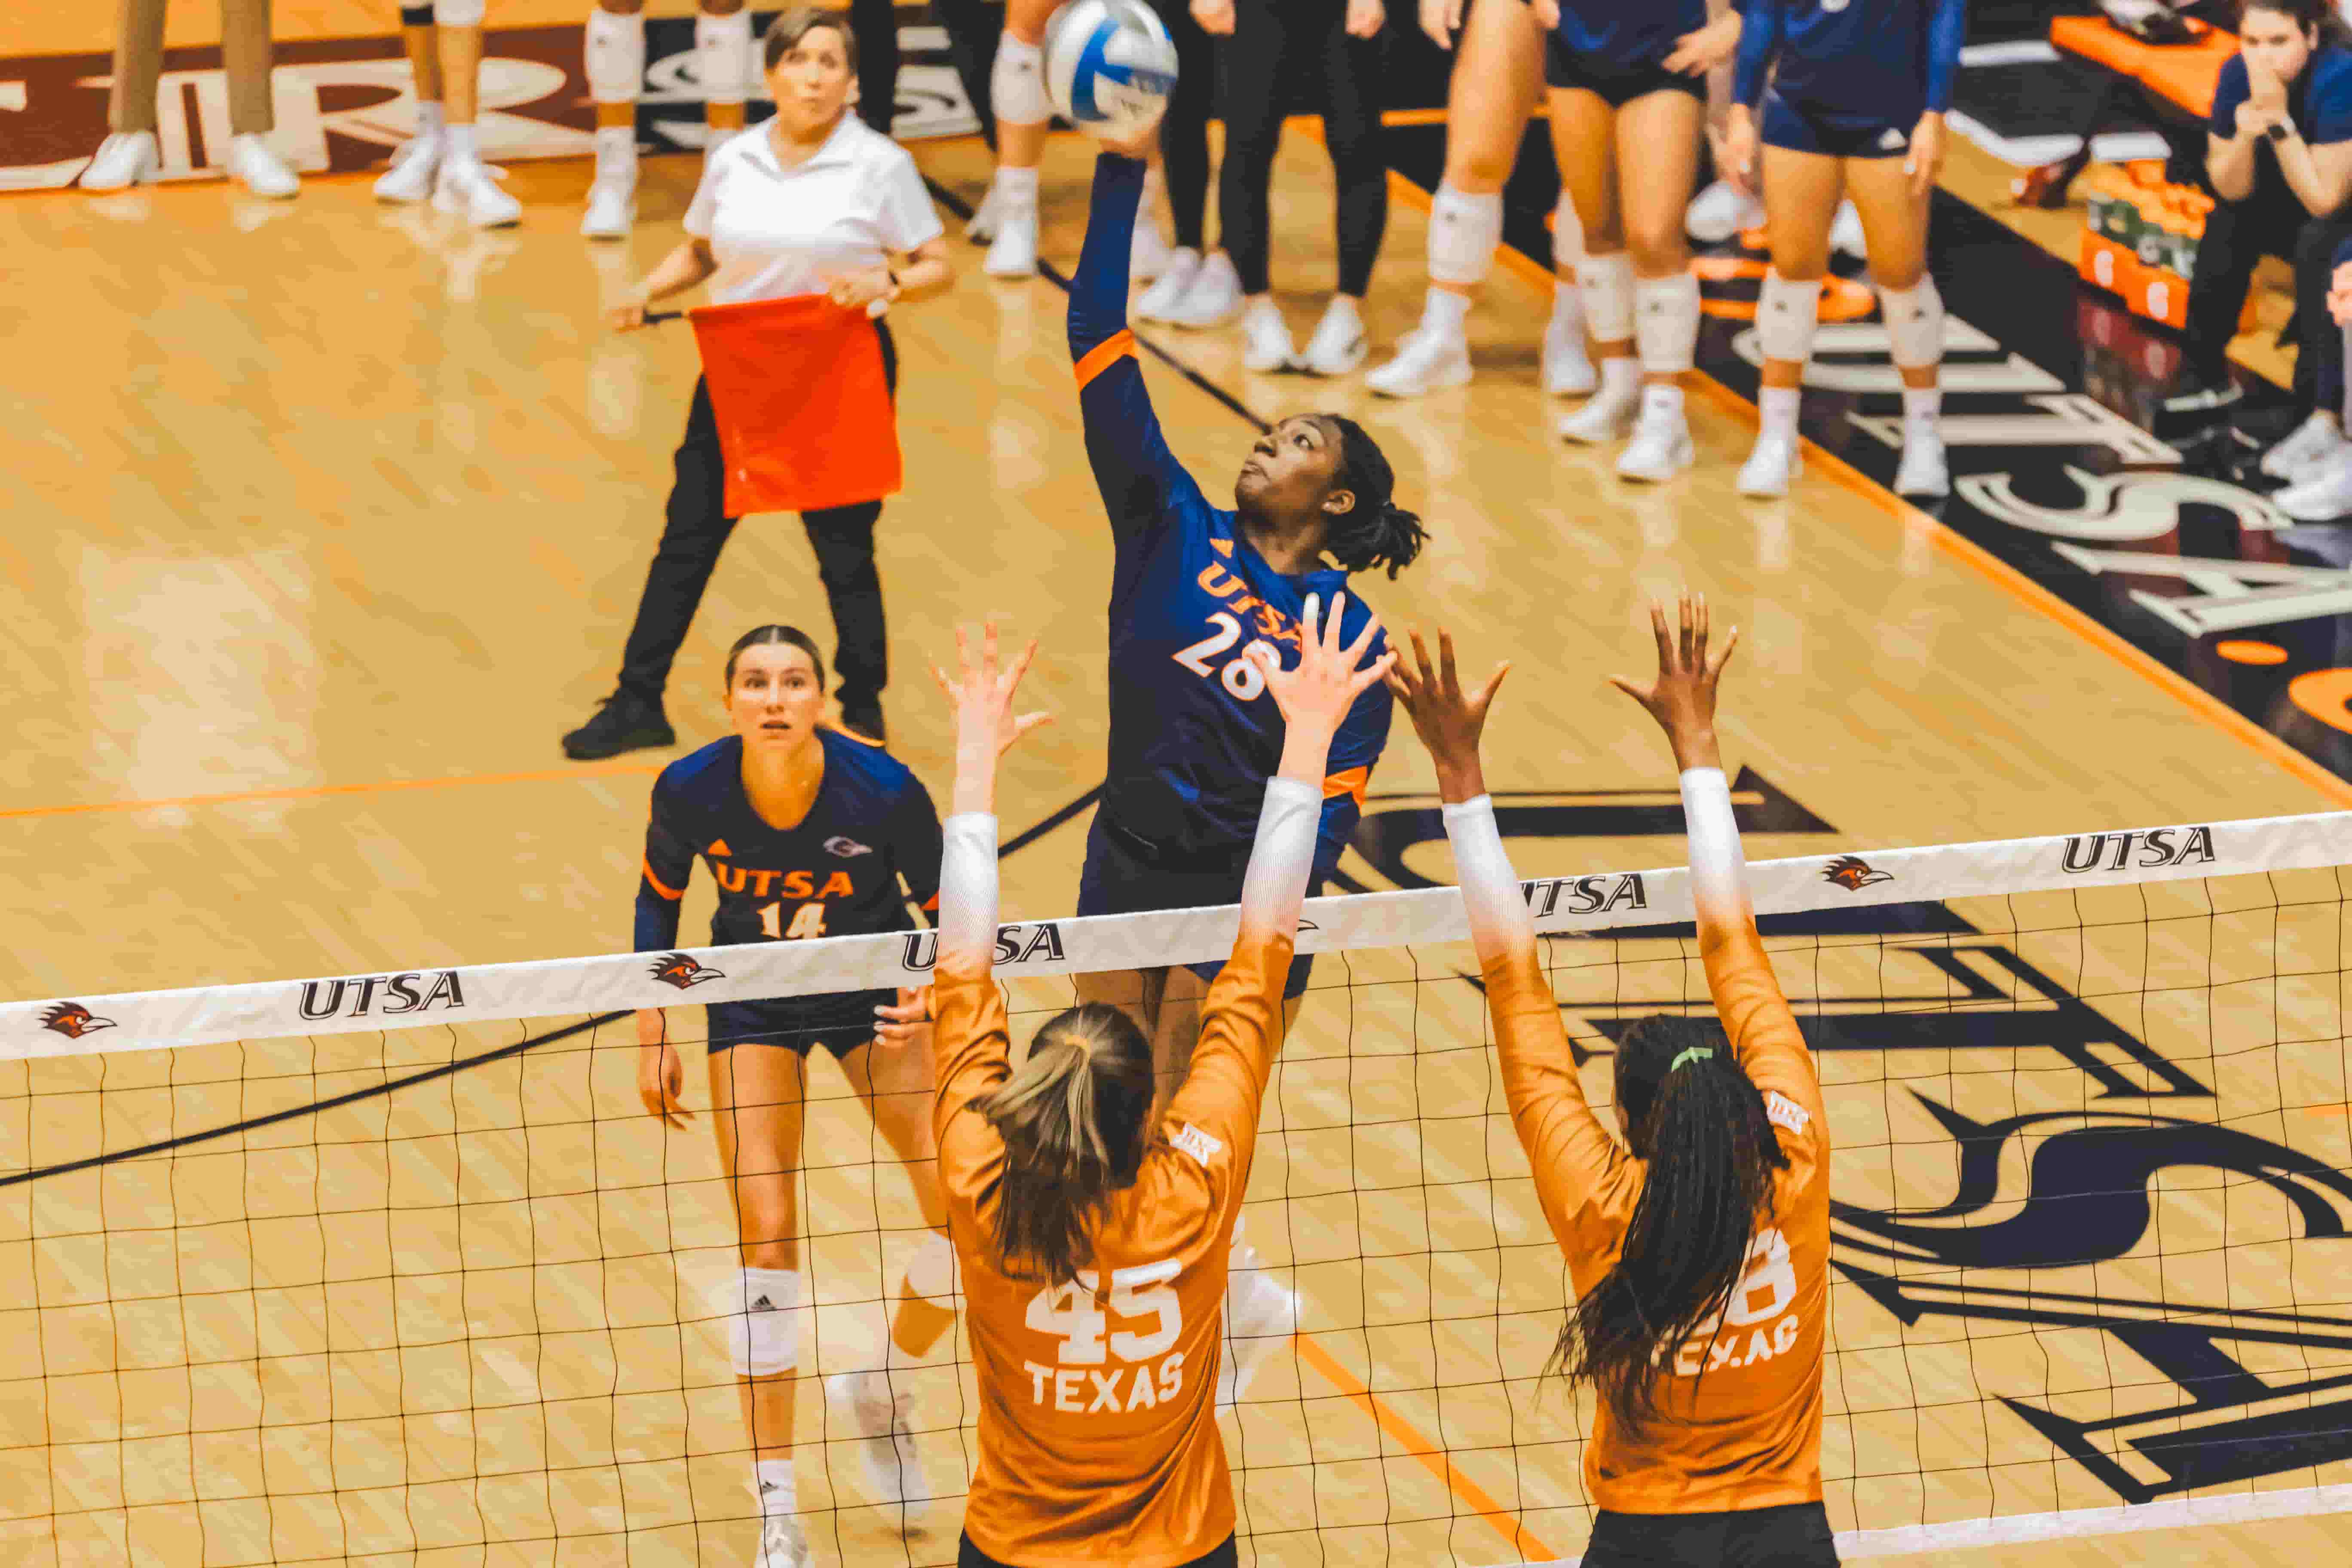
[1322,294,1363,328]
[1551,279,1581,324]
[1598,357,1641,401]
[996,165,1039,211]
[1759,386,1801,439]
[1902,386,1943,421]
[444,122,478,162]
[594,125,635,166]
[1641,383,1686,421]
[416,101,445,138]
[1421,288,1471,338]
[755,1459,796,1516]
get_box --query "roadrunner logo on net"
[40,1002,116,1039]
[649,953,726,990]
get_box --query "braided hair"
[1317,414,1429,580]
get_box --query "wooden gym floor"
[6,6,2352,1565]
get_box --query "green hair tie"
[1668,1046,1716,1074]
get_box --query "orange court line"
[0,760,665,821]
[1372,165,2352,813]
[1291,1331,1564,1562]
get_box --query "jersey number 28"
[1173,612,1272,702]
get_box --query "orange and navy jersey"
[931,925,1294,1568]
[1068,153,1387,874]
[1482,922,1831,1516]
[634,730,941,953]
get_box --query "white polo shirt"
[684,115,946,306]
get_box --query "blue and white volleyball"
[1044,0,1180,143]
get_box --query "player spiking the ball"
[1388,595,1837,1567]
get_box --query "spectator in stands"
[2175,0,2352,472]
[2272,232,2352,514]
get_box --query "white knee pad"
[698,10,756,108]
[1427,181,1503,288]
[1634,272,1701,376]
[433,0,484,26]
[1876,276,1945,369]
[993,37,1050,127]
[1577,251,1635,343]
[714,1267,805,1378]
[1551,190,1584,271]
[903,1230,960,1305]
[1755,272,1824,366]
[586,7,648,105]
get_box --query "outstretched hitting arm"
[1389,631,1636,1253]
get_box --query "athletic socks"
[1759,385,1801,440]
[1902,386,1944,422]
[756,1459,796,1516]
[1420,287,1472,340]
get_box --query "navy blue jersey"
[1735,0,1967,125]
[1552,0,1708,73]
[1067,154,1391,875]
[2210,46,2352,144]
[634,729,942,953]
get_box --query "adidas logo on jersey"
[1879,127,1908,151]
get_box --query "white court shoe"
[984,205,1039,278]
[754,1510,810,1568]
[826,1370,928,1511]
[1136,247,1202,322]
[374,134,442,202]
[1737,432,1803,498]
[1299,297,1369,377]
[434,157,522,228]
[1132,214,1174,282]
[1365,329,1472,398]
[1616,398,1696,482]
[1687,178,1764,243]
[581,168,637,239]
[1543,290,1597,396]
[1166,251,1243,328]
[1219,1250,1302,1409]
[1557,375,1642,444]
[966,181,1001,242]
[226,135,299,199]
[2275,453,2352,520]
[1241,298,1297,373]
[1894,422,1951,497]
[81,130,160,191]
[2260,411,2352,481]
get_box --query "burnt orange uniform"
[931,926,1292,1568]
[1483,918,1831,1514]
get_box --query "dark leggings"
[1148,0,1219,251]
[2185,157,2352,413]
[846,0,900,136]
[615,326,897,713]
[1218,0,1386,296]
[931,0,1002,146]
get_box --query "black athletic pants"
[1219,0,1386,296]
[958,1533,1237,1568]
[1581,1501,1840,1567]
[932,0,1002,147]
[2186,160,2352,412]
[614,323,897,715]
[847,0,900,136]
[1148,0,1220,251]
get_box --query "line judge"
[565,6,954,761]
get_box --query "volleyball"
[1043,0,1180,144]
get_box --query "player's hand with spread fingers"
[1418,0,1465,49]
[933,620,1053,816]
[1387,628,1510,805]
[872,984,933,1046]
[1609,592,1740,774]
[636,1008,693,1128]
[1250,593,1396,762]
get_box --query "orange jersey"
[932,925,1292,1568]
[1483,921,1831,1515]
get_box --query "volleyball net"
[6,812,2352,1566]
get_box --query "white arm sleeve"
[938,812,999,965]
[1237,778,1321,938]
[1679,767,1751,930]
[1441,795,1534,964]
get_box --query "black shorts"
[1582,1501,1839,1568]
[1759,93,1919,160]
[705,993,892,1059]
[958,1533,1237,1568]
[1075,814,1315,998]
[1544,41,1707,106]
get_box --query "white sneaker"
[1218,1253,1302,1409]
[966,181,1001,242]
[581,168,637,238]
[1166,251,1242,328]
[755,1510,810,1568]
[1136,247,1201,321]
[1132,215,1173,283]
[225,134,298,199]
[984,205,1038,278]
[374,134,443,202]
[1366,329,1472,398]
[825,1370,927,1510]
[1894,421,1950,497]
[1687,178,1764,244]
[1543,291,1597,396]
[2274,453,2352,520]
[81,130,160,191]
[1241,298,1297,373]
[2260,411,2352,480]
[1558,373,1642,444]
[1832,200,1867,259]
[1616,396,1696,482]
[434,157,522,228]
[1299,298,1368,377]
[1737,432,1802,497]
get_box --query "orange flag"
[690,294,902,517]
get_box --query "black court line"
[922,176,1273,434]
[3,783,1106,1189]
